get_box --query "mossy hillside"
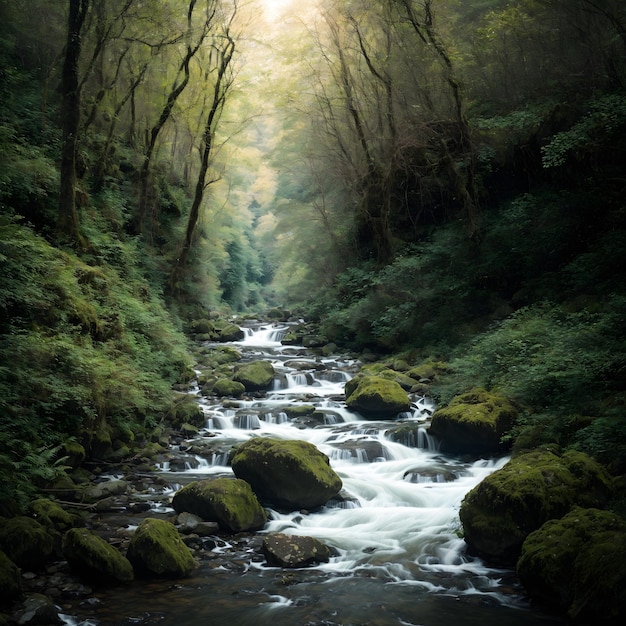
[344,375,410,418]
[62,527,133,584]
[230,438,343,510]
[232,360,275,391]
[0,516,54,570]
[459,448,615,563]
[126,518,195,578]
[517,507,626,623]
[0,219,194,512]
[171,477,267,533]
[428,388,518,453]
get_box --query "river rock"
[428,388,517,454]
[230,438,342,510]
[517,506,626,623]
[17,593,62,625]
[81,479,128,502]
[232,360,275,391]
[29,499,75,532]
[190,318,244,342]
[459,448,614,564]
[0,516,54,570]
[212,378,246,397]
[344,375,410,419]
[261,532,331,568]
[62,527,134,584]
[172,477,267,533]
[127,518,195,578]
[168,395,206,429]
[0,549,22,603]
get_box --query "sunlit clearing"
[260,0,295,22]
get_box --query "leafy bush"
[432,297,626,460]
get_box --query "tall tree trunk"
[57,0,89,246]
[170,25,236,293]
[133,0,214,235]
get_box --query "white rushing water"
[161,324,520,610]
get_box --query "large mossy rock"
[344,375,410,419]
[127,518,195,578]
[62,528,133,584]
[459,448,614,564]
[191,318,244,342]
[30,499,75,532]
[232,360,275,391]
[428,388,517,454]
[168,395,206,429]
[171,477,267,533]
[230,438,342,510]
[261,532,331,568]
[517,507,626,623]
[0,516,54,570]
[212,378,246,398]
[0,549,22,604]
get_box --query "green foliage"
[0,216,193,512]
[541,95,626,168]
[444,301,624,408]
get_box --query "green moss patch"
[127,518,195,578]
[233,360,275,391]
[428,388,517,453]
[62,527,133,584]
[230,438,342,510]
[0,516,54,570]
[345,375,410,419]
[172,477,267,533]
[518,507,626,621]
[460,448,615,564]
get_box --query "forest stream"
[59,323,566,626]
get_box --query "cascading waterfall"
[161,325,534,616]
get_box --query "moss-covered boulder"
[428,388,517,454]
[459,448,614,564]
[17,593,63,625]
[191,318,244,342]
[29,499,75,532]
[127,518,195,578]
[212,378,246,398]
[62,528,133,584]
[61,440,86,468]
[232,360,275,391]
[0,516,54,570]
[344,375,410,419]
[262,533,331,568]
[171,477,267,533]
[0,549,22,604]
[230,438,342,510]
[283,404,316,419]
[517,507,626,623]
[168,395,206,429]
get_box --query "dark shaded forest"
[1,0,625,548]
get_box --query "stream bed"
[60,323,566,626]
